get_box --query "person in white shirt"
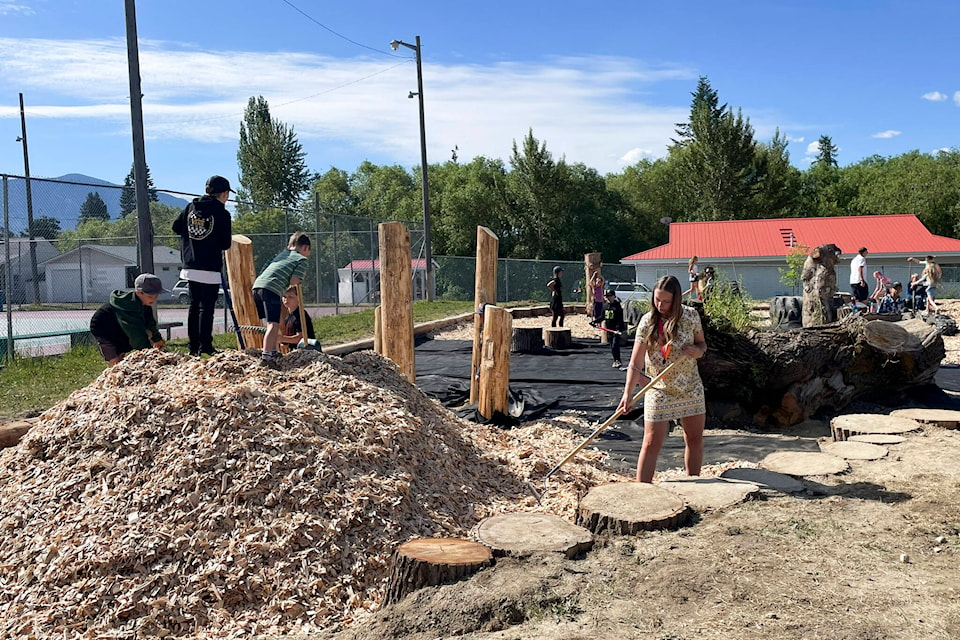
[849,247,868,305]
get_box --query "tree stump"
[849,433,906,445]
[0,417,38,449]
[384,538,492,605]
[476,513,593,559]
[889,408,960,430]
[576,482,690,535]
[830,413,921,441]
[760,451,849,476]
[510,327,544,353]
[657,477,762,513]
[821,440,888,460]
[543,327,571,349]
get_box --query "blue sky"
[0,0,957,198]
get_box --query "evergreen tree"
[26,215,61,239]
[237,96,311,209]
[78,192,110,223]
[669,76,759,221]
[119,163,158,216]
[814,135,839,167]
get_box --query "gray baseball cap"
[134,273,167,295]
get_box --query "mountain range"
[1,173,190,232]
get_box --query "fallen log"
[699,315,945,428]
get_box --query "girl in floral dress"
[617,275,708,483]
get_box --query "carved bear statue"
[801,243,842,327]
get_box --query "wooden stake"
[470,227,499,404]
[478,305,511,419]
[378,222,415,381]
[224,234,260,350]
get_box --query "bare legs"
[636,413,706,483]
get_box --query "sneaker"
[259,356,281,371]
[201,348,220,357]
[612,360,621,368]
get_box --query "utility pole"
[17,93,40,304]
[124,0,154,275]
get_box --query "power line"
[277,0,406,58]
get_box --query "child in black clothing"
[603,289,627,368]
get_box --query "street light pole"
[17,93,39,304]
[390,35,434,301]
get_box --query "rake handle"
[544,358,682,480]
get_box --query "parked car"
[607,281,651,304]
[170,280,225,307]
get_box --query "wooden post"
[373,305,383,354]
[478,305,511,419]
[584,252,602,316]
[224,234,260,350]
[470,227,499,404]
[378,222,415,381]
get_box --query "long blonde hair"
[645,275,683,354]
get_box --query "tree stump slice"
[0,417,39,449]
[821,440,888,460]
[863,320,923,353]
[475,512,593,559]
[830,413,921,441]
[657,477,761,513]
[760,451,849,476]
[849,433,907,445]
[720,467,805,494]
[384,538,492,605]
[510,327,544,353]
[576,482,691,535]
[543,327,571,349]
[889,408,960,430]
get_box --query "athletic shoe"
[612,360,621,368]
[201,348,220,357]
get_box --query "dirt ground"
[296,302,960,640]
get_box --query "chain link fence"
[1,173,634,359]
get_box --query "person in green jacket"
[89,273,167,366]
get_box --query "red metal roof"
[341,259,429,270]
[622,214,960,261]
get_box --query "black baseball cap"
[205,175,235,195]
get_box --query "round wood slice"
[889,408,960,430]
[863,320,922,353]
[849,433,906,445]
[576,482,691,535]
[830,413,921,441]
[657,477,761,512]
[720,467,805,494]
[821,440,888,460]
[476,512,593,559]
[760,451,849,476]
[384,538,492,605]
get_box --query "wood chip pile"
[0,349,620,637]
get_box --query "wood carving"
[801,243,842,327]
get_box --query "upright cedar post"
[374,305,383,354]
[478,305,511,419]
[378,222,415,381]
[584,252,602,314]
[470,227,499,404]
[224,234,259,349]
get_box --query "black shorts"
[253,288,283,323]
[850,282,869,302]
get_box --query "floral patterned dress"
[636,305,706,422]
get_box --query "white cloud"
[933,147,951,155]
[786,135,805,143]
[922,91,947,101]
[805,141,820,155]
[619,148,656,165]
[871,130,901,139]
[0,2,33,15]
[0,37,696,174]
[955,91,960,106]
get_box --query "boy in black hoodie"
[172,175,233,356]
[603,289,627,368]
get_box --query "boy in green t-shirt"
[252,232,311,369]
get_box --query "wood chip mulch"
[0,349,621,638]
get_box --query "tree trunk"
[543,327,571,349]
[511,327,544,353]
[700,315,945,428]
[384,538,492,605]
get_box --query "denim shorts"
[253,288,283,323]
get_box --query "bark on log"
[576,482,691,535]
[700,314,945,428]
[384,538,492,605]
[543,327,571,349]
[511,327,544,353]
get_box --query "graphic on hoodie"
[186,205,215,240]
